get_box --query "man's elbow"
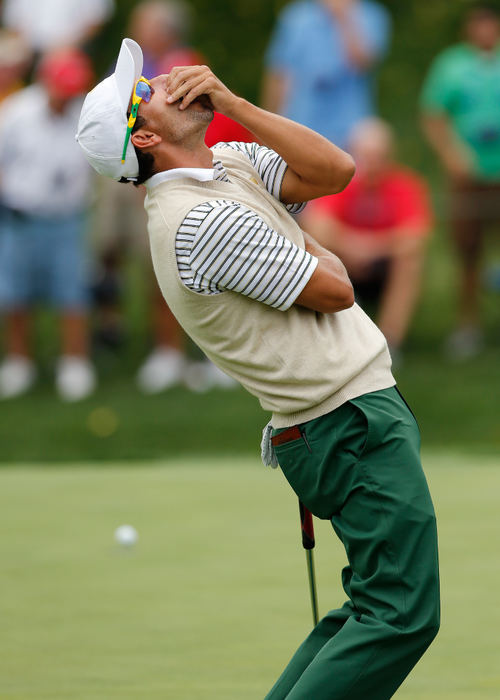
[336,282,355,311]
[330,154,356,194]
[322,281,355,313]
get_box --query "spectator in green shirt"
[421,2,500,359]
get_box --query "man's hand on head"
[165,64,354,201]
[166,65,239,115]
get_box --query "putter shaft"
[299,501,319,626]
[306,548,319,626]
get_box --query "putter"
[299,500,319,626]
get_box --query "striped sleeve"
[213,141,306,214]
[176,200,318,311]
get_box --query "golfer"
[77,39,440,700]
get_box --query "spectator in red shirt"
[303,118,432,359]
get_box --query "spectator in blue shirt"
[262,0,391,149]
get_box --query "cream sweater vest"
[144,147,395,428]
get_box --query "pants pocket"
[273,402,370,520]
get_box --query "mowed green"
[1,454,499,700]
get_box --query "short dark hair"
[467,1,500,18]
[119,114,156,187]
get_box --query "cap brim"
[75,38,144,181]
[114,38,143,113]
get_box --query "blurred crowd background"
[0,0,499,461]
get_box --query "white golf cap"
[76,38,143,181]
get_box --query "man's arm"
[165,66,356,203]
[304,208,412,268]
[260,69,289,116]
[326,0,381,70]
[421,113,476,180]
[177,200,354,315]
[294,232,354,313]
[377,236,426,350]
[302,210,382,278]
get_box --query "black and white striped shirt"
[149,142,318,312]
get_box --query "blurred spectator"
[302,118,432,360]
[421,2,500,359]
[0,49,96,401]
[0,31,31,103]
[93,0,246,393]
[130,0,202,77]
[262,0,391,149]
[1,0,114,53]
[130,1,254,146]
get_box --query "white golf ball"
[114,524,138,547]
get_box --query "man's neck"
[469,41,499,55]
[153,142,214,174]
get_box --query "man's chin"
[189,98,215,122]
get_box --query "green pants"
[267,387,440,700]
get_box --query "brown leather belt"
[271,425,302,447]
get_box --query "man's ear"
[131,129,161,150]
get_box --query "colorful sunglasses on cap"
[121,76,154,164]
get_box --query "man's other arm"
[421,112,476,181]
[295,232,354,313]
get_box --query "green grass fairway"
[1,453,499,699]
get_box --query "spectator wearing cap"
[302,118,432,361]
[0,49,96,401]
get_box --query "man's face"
[321,0,355,14]
[136,73,213,145]
[130,6,177,56]
[466,11,500,51]
[350,125,393,180]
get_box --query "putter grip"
[299,501,315,550]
